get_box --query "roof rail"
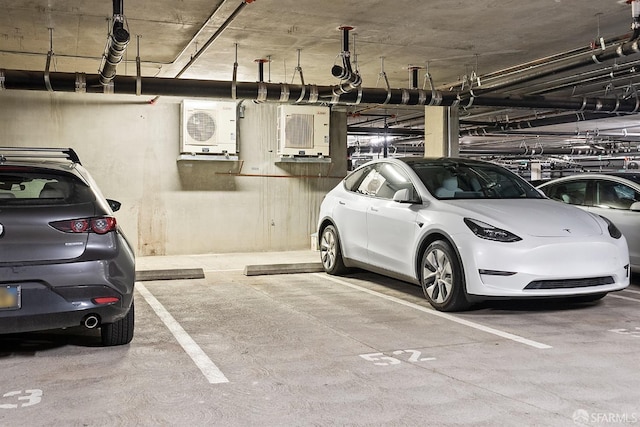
[0,147,81,165]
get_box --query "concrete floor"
[1,250,639,426]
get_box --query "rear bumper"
[0,300,132,334]
[0,253,134,334]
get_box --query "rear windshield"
[0,166,95,205]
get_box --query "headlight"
[600,215,622,239]
[464,218,522,242]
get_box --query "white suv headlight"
[464,218,522,242]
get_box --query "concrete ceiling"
[2,0,640,157]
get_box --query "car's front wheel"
[320,225,347,275]
[101,302,135,346]
[421,240,470,312]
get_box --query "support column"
[424,106,459,157]
[330,106,349,175]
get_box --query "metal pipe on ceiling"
[99,0,130,86]
[455,38,640,98]
[523,60,640,96]
[5,69,640,114]
[459,146,634,156]
[347,126,424,137]
[331,26,362,97]
[460,112,622,137]
[446,34,632,89]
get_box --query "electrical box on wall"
[277,105,330,158]
[180,100,238,157]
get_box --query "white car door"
[332,166,375,263]
[365,163,420,277]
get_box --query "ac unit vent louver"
[186,111,216,143]
[285,114,315,149]
[277,105,330,157]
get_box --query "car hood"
[444,199,603,238]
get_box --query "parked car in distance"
[318,157,630,312]
[537,172,640,273]
[0,147,135,345]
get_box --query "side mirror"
[393,188,419,204]
[107,199,122,212]
[630,201,640,212]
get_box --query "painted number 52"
[359,350,435,366]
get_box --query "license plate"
[0,285,21,310]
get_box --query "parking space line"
[315,274,552,350]
[621,289,640,295]
[135,283,229,384]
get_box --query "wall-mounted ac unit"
[181,100,237,155]
[277,105,330,157]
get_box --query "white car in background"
[537,172,640,273]
[318,157,630,312]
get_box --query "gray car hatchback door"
[0,168,96,262]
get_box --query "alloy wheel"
[422,248,453,304]
[320,228,337,271]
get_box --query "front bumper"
[454,234,630,298]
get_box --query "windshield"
[608,172,640,185]
[408,160,543,200]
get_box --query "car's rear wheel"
[421,240,470,312]
[320,225,347,275]
[101,302,135,346]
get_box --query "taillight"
[50,216,117,234]
[92,296,120,305]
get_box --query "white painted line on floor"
[609,294,640,302]
[203,269,244,273]
[621,288,640,295]
[135,283,229,384]
[315,274,552,350]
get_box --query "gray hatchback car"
[0,147,135,346]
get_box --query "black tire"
[319,225,347,275]
[420,240,470,312]
[101,302,135,346]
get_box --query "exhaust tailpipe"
[83,315,100,329]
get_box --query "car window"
[0,167,95,205]
[355,168,385,196]
[371,163,418,200]
[344,165,373,192]
[409,160,542,199]
[543,180,588,205]
[595,180,640,210]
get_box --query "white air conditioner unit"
[180,100,237,155]
[277,105,330,157]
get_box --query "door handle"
[339,201,346,205]
[370,207,379,212]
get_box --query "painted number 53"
[0,389,43,409]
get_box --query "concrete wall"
[0,90,348,256]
